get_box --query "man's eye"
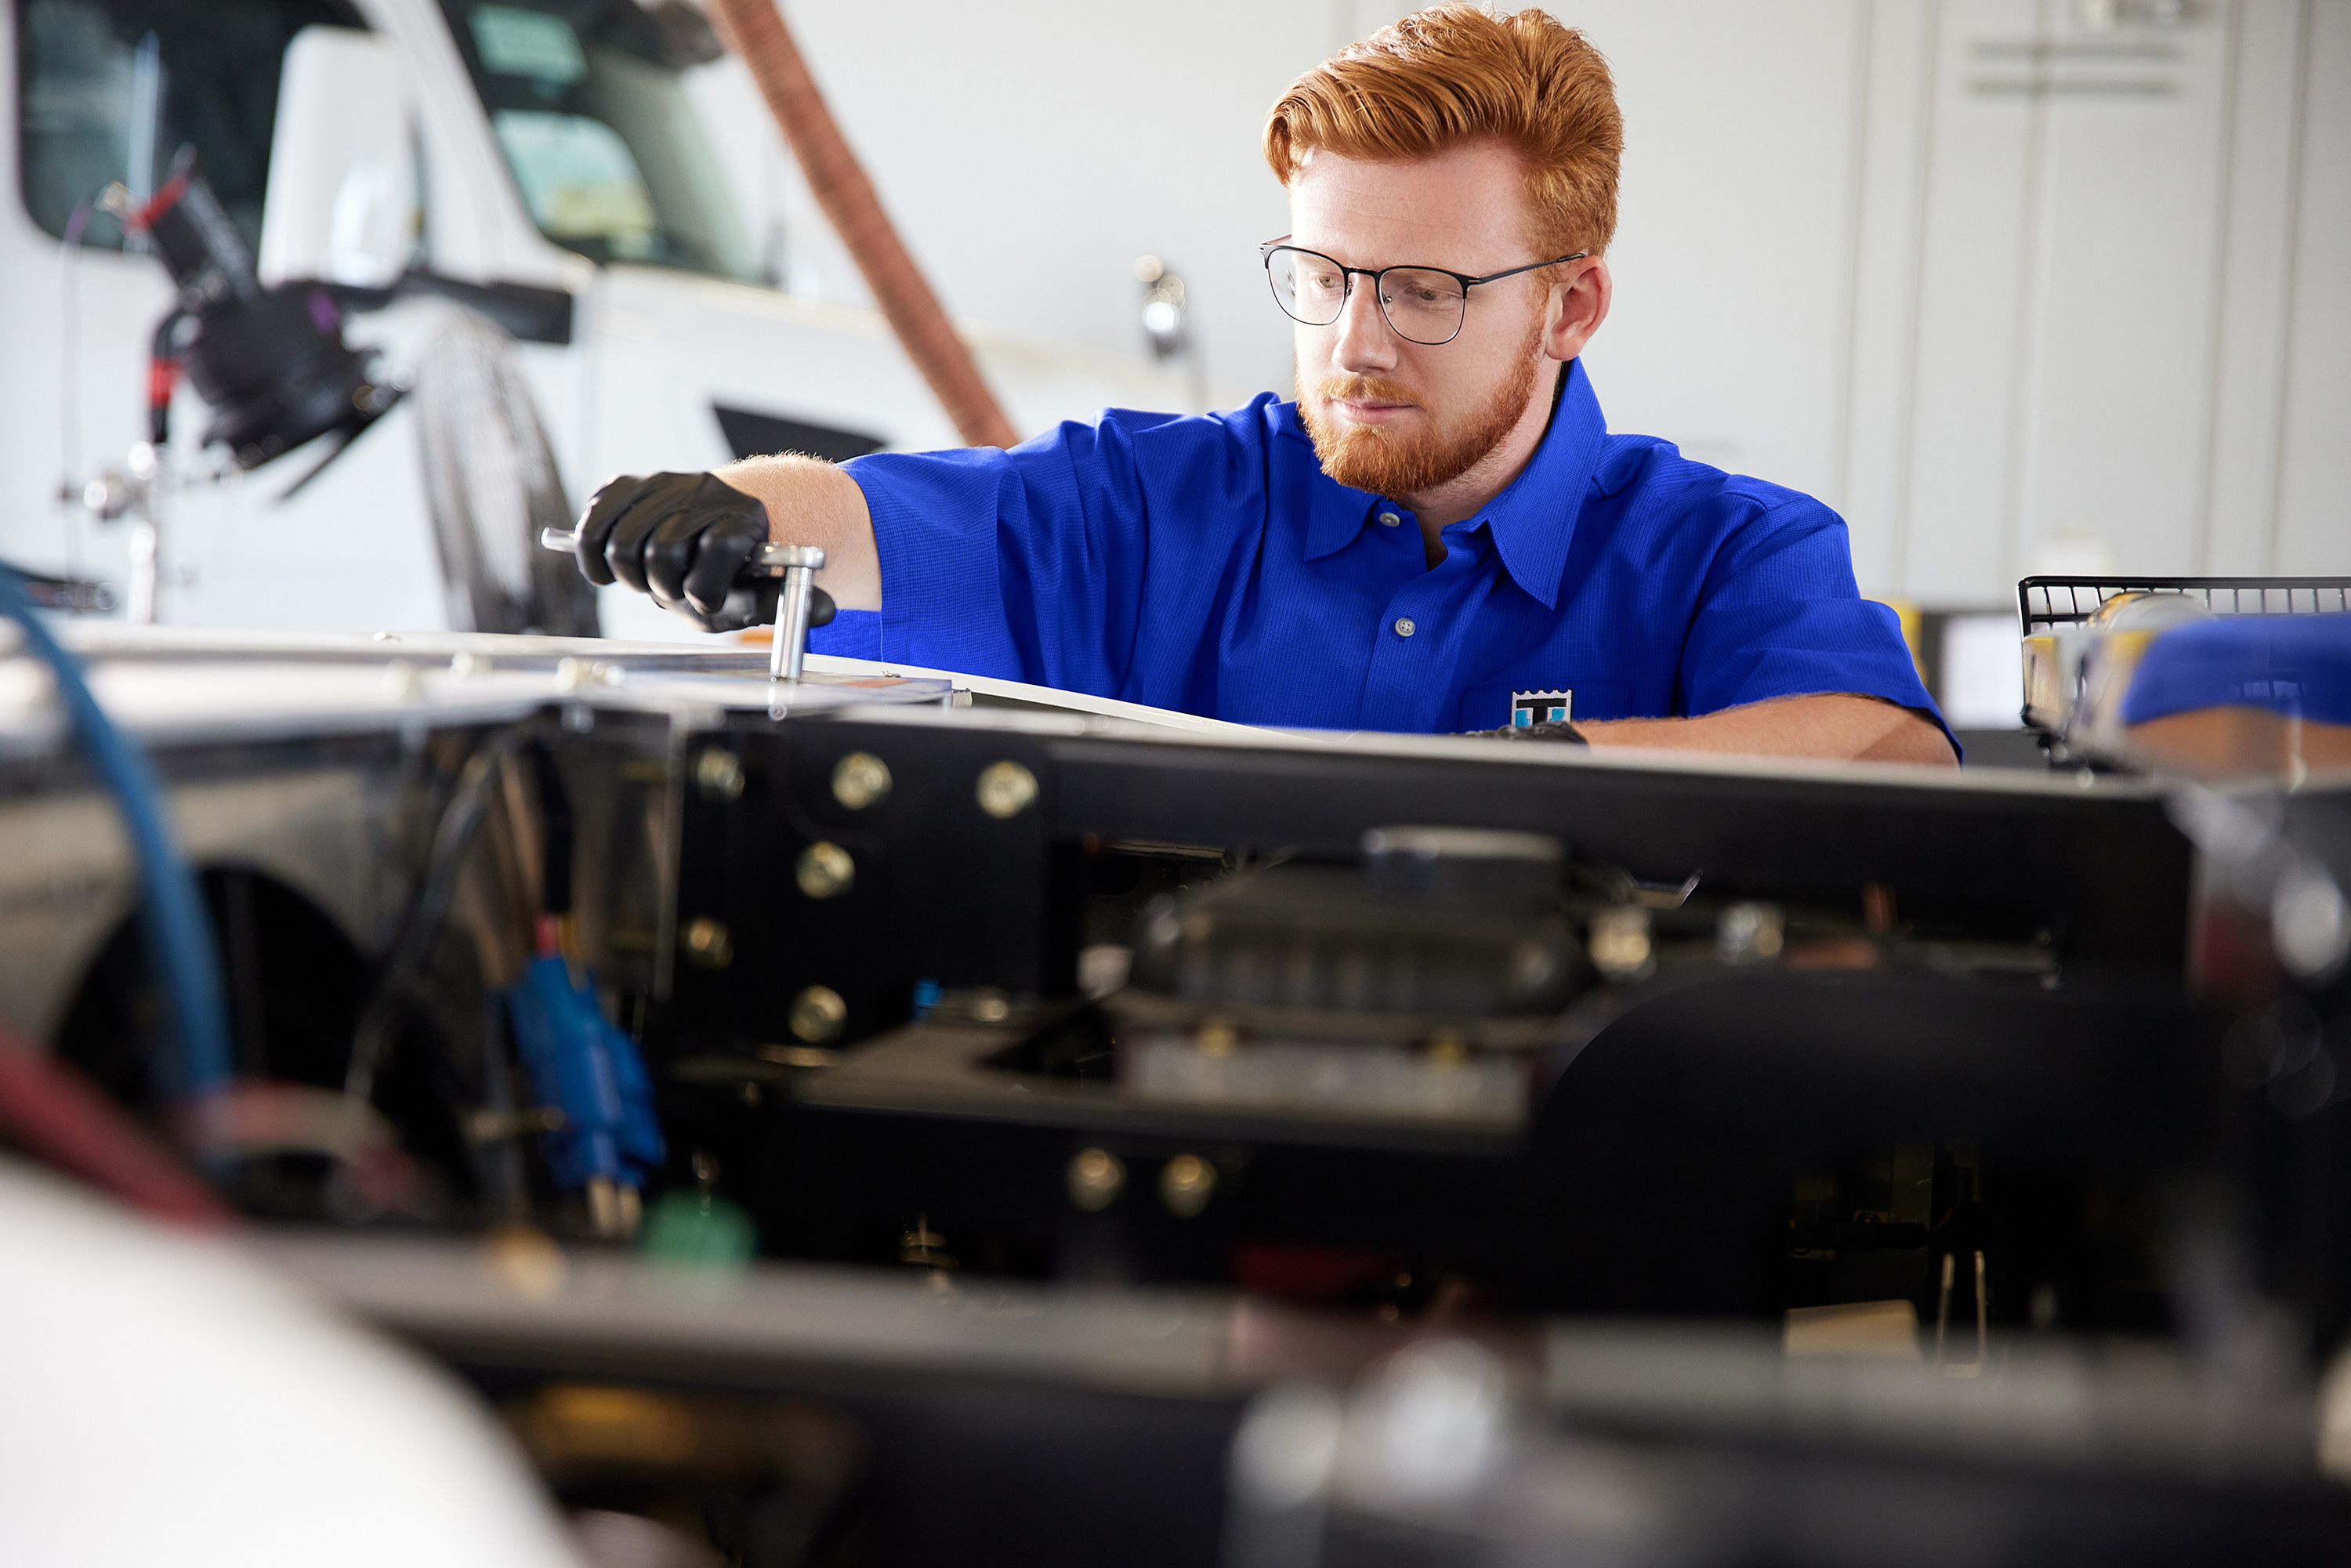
[1302,271,1342,293]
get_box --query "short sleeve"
[1676,496,1958,754]
[838,417,1156,693]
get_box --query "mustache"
[1314,375,1423,409]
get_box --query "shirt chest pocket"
[1457,678,1632,732]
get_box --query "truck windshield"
[439,0,759,284]
[16,0,365,252]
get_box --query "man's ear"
[1543,258,1611,362]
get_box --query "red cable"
[0,1026,234,1230]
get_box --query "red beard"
[1296,326,1543,498]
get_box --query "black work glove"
[574,471,780,632]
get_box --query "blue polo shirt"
[812,360,1947,744]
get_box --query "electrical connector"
[505,922,664,1236]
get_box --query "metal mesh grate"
[2018,576,2351,635]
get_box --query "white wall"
[705,0,2346,610]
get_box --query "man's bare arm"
[1578,693,1958,766]
[717,454,883,610]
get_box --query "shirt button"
[1392,617,1416,638]
[1377,511,1401,527]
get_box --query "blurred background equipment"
[1135,254,1209,412]
[1,0,1194,641]
[2019,575,2351,778]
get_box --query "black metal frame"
[2020,574,2351,634]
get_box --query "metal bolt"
[1424,1029,1469,1069]
[381,661,425,702]
[1068,1147,1125,1211]
[1194,1019,1240,1057]
[1161,1153,1216,1218]
[796,841,855,899]
[696,748,745,801]
[976,759,1038,820]
[831,751,893,809]
[1588,906,1654,980]
[449,650,491,679]
[1718,900,1786,965]
[900,1215,952,1269]
[683,917,734,969]
[789,984,848,1044]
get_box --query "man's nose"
[1330,275,1397,373]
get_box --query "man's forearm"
[1578,693,1958,766]
[716,454,883,610]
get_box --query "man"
[578,6,1956,764]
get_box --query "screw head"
[976,759,1039,820]
[789,984,848,1043]
[796,841,855,900]
[683,917,734,969]
[1161,1153,1216,1218]
[696,748,745,801]
[381,661,425,702]
[1588,906,1654,980]
[831,751,893,810]
[1068,1146,1125,1211]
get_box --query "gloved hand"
[574,472,779,632]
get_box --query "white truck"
[1,0,1186,641]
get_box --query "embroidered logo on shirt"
[1511,688,1573,726]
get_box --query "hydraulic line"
[705,0,1018,449]
[0,1025,231,1229]
[0,568,231,1103]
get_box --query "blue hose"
[0,570,232,1099]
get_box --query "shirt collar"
[1476,358,1605,610]
[1288,359,1608,610]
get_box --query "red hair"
[1263,5,1623,257]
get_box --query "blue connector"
[505,952,665,1204]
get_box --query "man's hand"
[1578,694,1957,766]
[574,472,777,632]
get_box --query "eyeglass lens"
[1267,248,1468,346]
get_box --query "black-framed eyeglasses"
[1259,238,1589,346]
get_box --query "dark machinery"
[6,622,2349,1566]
